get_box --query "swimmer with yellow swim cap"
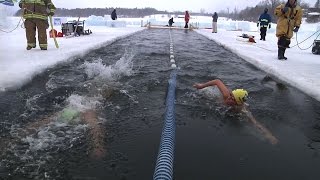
[193,79,248,107]
[193,79,279,145]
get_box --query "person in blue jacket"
[257,8,271,41]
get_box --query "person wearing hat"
[193,79,278,144]
[257,8,271,41]
[274,0,303,60]
[193,79,248,107]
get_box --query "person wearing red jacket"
[184,10,190,28]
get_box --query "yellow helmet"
[232,89,248,105]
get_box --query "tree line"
[14,7,211,18]
[13,0,319,23]
[14,7,171,18]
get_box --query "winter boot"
[282,48,287,59]
[26,45,35,50]
[278,48,287,60]
[40,47,47,50]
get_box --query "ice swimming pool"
[1,29,320,180]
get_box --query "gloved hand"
[19,3,23,8]
[48,12,54,16]
[293,26,299,32]
[257,23,259,27]
[269,24,271,29]
[282,7,289,13]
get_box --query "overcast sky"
[52,0,316,13]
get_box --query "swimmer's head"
[60,108,80,123]
[232,89,248,105]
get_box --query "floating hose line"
[153,70,177,180]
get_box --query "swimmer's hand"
[193,83,205,89]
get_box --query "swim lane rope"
[153,70,177,180]
[153,30,177,180]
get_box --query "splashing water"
[0,50,138,178]
[66,94,101,112]
[4,119,88,179]
[83,50,135,81]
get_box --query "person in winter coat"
[257,8,271,41]
[19,0,56,50]
[212,12,218,33]
[184,11,190,28]
[111,9,117,20]
[274,0,303,60]
[168,17,174,27]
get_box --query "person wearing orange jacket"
[19,0,56,50]
[274,0,302,60]
[184,10,190,28]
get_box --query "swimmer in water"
[8,86,115,159]
[193,79,248,110]
[193,79,278,145]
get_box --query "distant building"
[306,8,320,23]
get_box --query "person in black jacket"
[257,8,271,41]
[212,12,218,33]
[111,9,117,20]
[168,17,174,27]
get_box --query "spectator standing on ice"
[257,8,271,41]
[111,9,117,20]
[184,10,190,28]
[274,0,302,60]
[212,12,218,33]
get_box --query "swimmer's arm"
[193,79,230,99]
[81,110,106,158]
[243,106,279,145]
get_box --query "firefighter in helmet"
[19,0,56,50]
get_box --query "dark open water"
[1,29,320,180]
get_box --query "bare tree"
[300,2,310,9]
[200,8,206,14]
[268,0,281,12]
[315,0,320,8]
